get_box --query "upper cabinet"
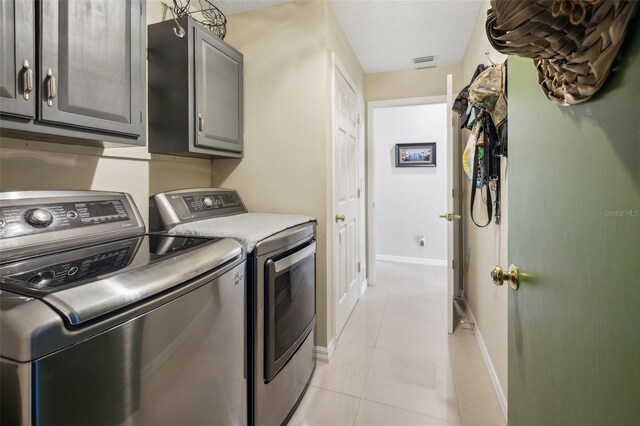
[0,0,146,146]
[0,0,36,119]
[148,17,243,158]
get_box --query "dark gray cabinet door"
[0,0,36,118]
[194,27,243,153]
[39,0,143,137]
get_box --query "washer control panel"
[0,200,129,237]
[0,191,145,264]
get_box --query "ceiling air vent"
[413,55,436,69]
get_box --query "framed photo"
[395,143,436,167]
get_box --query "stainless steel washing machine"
[150,188,317,426]
[0,190,247,426]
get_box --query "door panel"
[508,32,640,426]
[0,0,35,118]
[334,68,359,339]
[445,74,461,334]
[194,27,242,153]
[39,0,142,136]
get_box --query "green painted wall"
[508,26,640,426]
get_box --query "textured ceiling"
[214,0,481,74]
[329,0,481,73]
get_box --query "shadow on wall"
[148,156,214,195]
[553,14,640,190]
[0,143,101,191]
[210,158,242,187]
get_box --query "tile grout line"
[447,358,465,425]
[349,277,393,426]
[351,396,362,426]
[358,397,463,426]
[371,275,392,350]
[307,384,361,400]
[356,273,392,411]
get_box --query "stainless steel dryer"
[150,188,317,426]
[0,190,247,426]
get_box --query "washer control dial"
[28,270,56,288]
[25,209,54,228]
[202,197,214,208]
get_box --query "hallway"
[289,261,505,426]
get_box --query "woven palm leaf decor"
[485,0,638,106]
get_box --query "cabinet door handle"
[198,113,204,132]
[46,68,57,107]
[21,59,34,100]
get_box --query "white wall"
[374,103,448,263]
[0,1,212,224]
[460,0,508,416]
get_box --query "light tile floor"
[288,261,505,426]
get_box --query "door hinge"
[452,189,455,198]
[357,262,361,273]
[452,259,455,270]
[140,110,143,123]
[357,113,361,125]
[357,188,361,198]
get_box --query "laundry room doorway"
[367,76,462,334]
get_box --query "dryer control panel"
[149,188,247,231]
[183,193,243,213]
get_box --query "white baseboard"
[359,278,368,298]
[313,339,335,363]
[376,254,447,267]
[464,300,508,422]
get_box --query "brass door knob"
[439,213,462,222]
[490,264,520,290]
[335,214,345,222]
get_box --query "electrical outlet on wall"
[418,236,426,247]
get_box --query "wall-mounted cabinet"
[0,0,146,146]
[148,17,243,158]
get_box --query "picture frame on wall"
[395,142,436,167]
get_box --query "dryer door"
[264,241,316,382]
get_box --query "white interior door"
[445,74,461,334]
[333,65,359,339]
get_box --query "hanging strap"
[470,144,493,228]
[494,176,501,224]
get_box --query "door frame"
[330,53,365,347]
[366,95,451,286]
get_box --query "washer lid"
[0,235,243,325]
[167,213,315,252]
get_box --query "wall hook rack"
[161,0,227,40]
[485,51,497,66]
